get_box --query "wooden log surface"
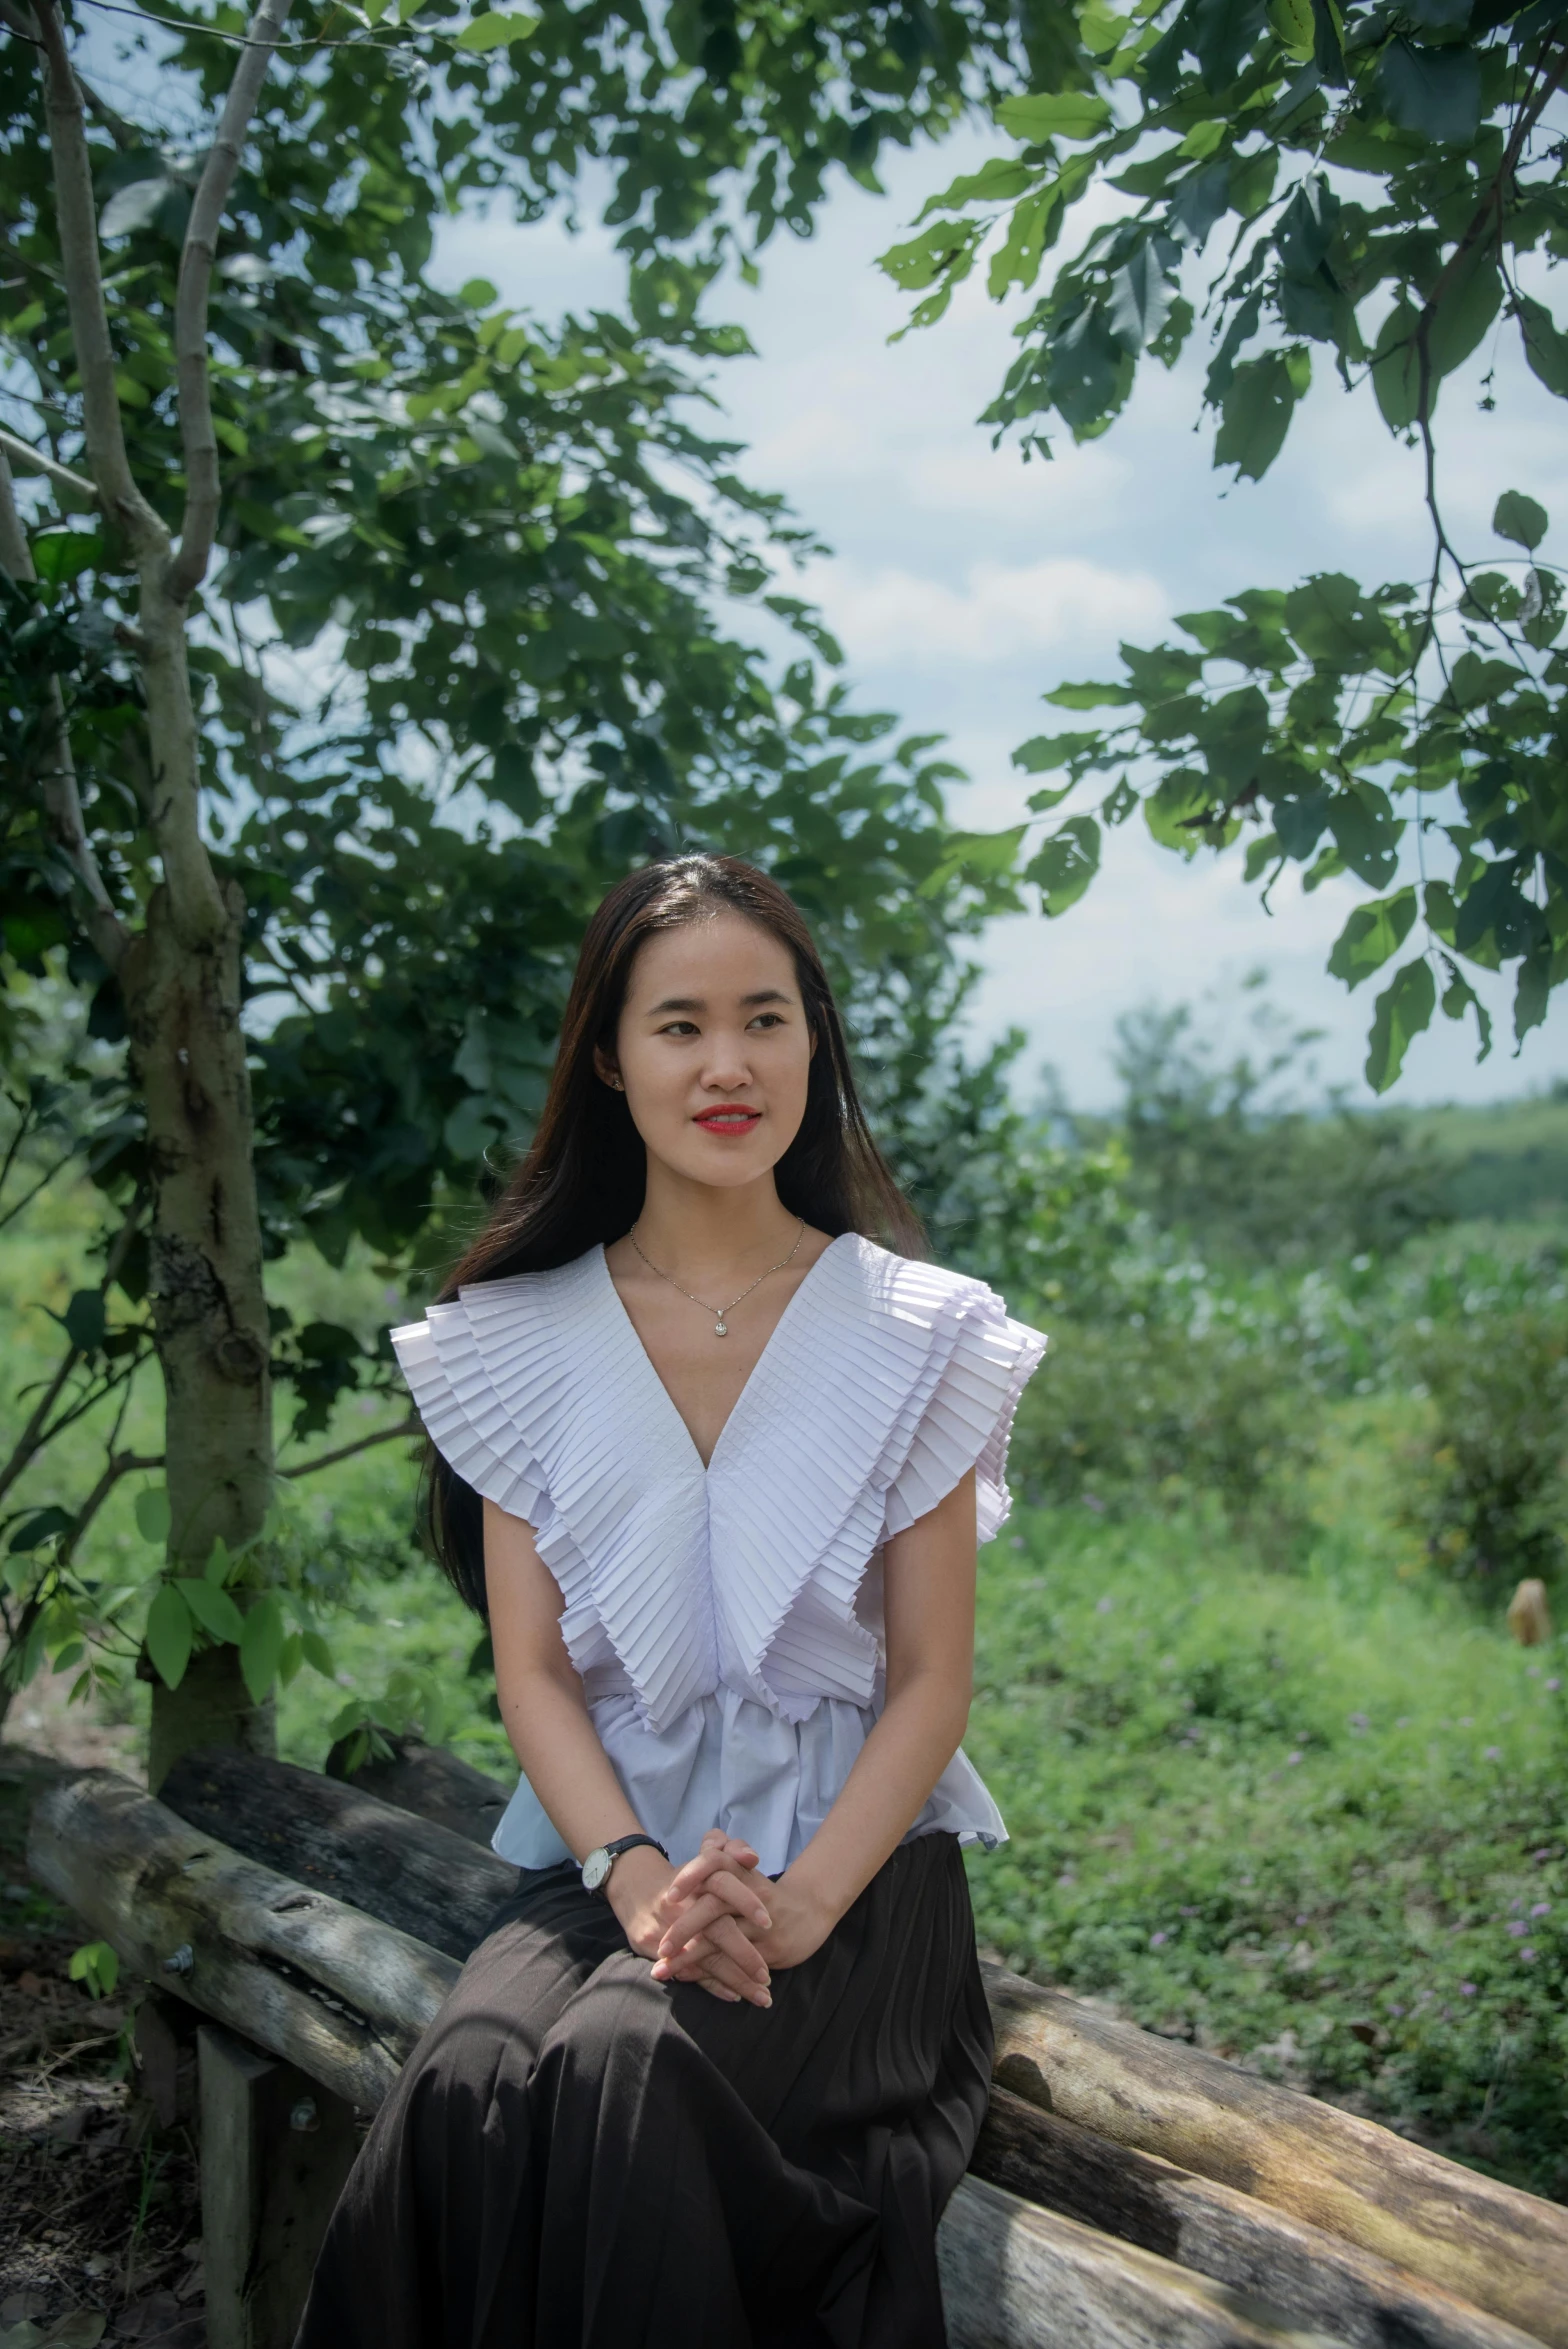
[984,1966,1568,2349]
[27,1769,456,2109]
[158,1746,1568,2349]
[939,2177,1351,2349]
[974,2086,1547,2349]
[325,1730,506,1850]
[161,1744,516,1961]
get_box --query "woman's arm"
[483,1498,774,2001]
[654,1468,979,1981]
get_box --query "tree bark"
[28,1770,453,2108]
[122,879,273,1789]
[31,0,288,1787]
[972,2086,1546,2349]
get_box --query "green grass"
[965,1492,1568,2199]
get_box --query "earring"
[610,1075,623,1091]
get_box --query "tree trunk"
[122,868,274,1789]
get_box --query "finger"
[695,1948,772,2005]
[655,1918,769,1986]
[659,1876,770,1946]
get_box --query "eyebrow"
[645,988,792,1015]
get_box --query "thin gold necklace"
[627,1218,808,1337]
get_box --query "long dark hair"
[424,854,924,1613]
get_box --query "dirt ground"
[1,1672,205,2349]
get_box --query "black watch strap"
[581,1832,668,1896]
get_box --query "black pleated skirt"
[294,1829,992,2349]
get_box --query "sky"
[431,124,1568,1114]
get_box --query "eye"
[658,1019,699,1037]
[748,1012,785,1030]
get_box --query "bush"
[1404,1308,1568,1594]
[1010,1316,1321,1545]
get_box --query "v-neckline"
[594,1232,851,1477]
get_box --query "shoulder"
[828,1234,1003,1327]
[389,1246,606,1367]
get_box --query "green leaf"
[205,1534,233,1585]
[9,1505,72,1553]
[145,1582,193,1691]
[1327,886,1416,988]
[1026,816,1101,915]
[238,1591,286,1705]
[302,1628,336,1678]
[1108,243,1173,353]
[919,824,1027,894]
[455,10,540,49]
[1493,491,1548,552]
[1365,956,1436,1092]
[176,1577,245,1644]
[1327,782,1400,885]
[134,1486,172,1546]
[1425,248,1501,386]
[1370,300,1421,431]
[1013,731,1103,772]
[1439,960,1492,1061]
[1214,353,1306,481]
[1268,0,1315,56]
[997,92,1113,143]
[69,1940,120,1998]
[31,530,103,585]
[1517,297,1568,398]
[63,1288,106,1351]
[1378,39,1481,143]
[1046,680,1137,710]
[1514,947,1551,1044]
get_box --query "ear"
[592,1044,623,1091]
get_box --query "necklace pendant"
[714,1319,728,1337]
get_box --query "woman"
[295,853,1046,2349]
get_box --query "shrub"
[1403,1308,1568,1594]
[1010,1316,1321,1545]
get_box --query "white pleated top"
[391,1232,1047,1875]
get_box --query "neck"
[632,1165,800,1281]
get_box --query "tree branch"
[0,0,141,148]
[58,1448,163,1568]
[281,1417,422,1479]
[168,0,298,602]
[0,423,98,506]
[33,0,167,559]
[0,444,130,971]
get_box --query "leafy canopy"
[882,0,1568,1086]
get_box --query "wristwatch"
[581,1832,668,1896]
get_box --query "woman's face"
[598,911,814,1192]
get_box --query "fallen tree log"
[161,1743,516,1961]
[972,2087,1545,2349]
[28,1768,1362,2349]
[28,1769,455,2108]
[324,1730,507,1849]
[982,1967,1568,2349]
[156,1745,1566,2349]
[940,2178,1353,2349]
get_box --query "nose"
[699,1030,753,1092]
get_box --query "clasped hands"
[608,1829,830,2008]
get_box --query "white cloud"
[811,556,1168,667]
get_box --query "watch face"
[582,1847,612,1893]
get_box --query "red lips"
[695,1105,762,1129]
